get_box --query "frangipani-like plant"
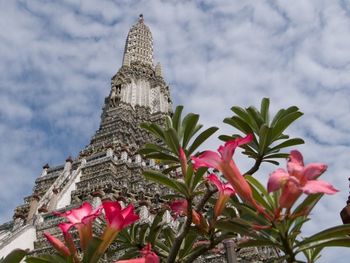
[3,99,350,263]
[219,98,305,174]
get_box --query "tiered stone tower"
[0,15,172,258]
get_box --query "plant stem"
[182,235,227,263]
[196,188,217,212]
[166,199,193,263]
[244,157,262,176]
[280,232,296,263]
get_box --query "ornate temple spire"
[123,14,154,66]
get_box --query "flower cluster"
[44,200,156,263]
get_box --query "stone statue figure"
[110,85,122,107]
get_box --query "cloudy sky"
[1,0,350,261]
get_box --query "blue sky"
[1,1,350,261]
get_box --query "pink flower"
[57,223,77,257]
[98,201,139,255]
[169,199,208,232]
[179,147,187,177]
[169,199,188,218]
[207,174,235,219]
[191,135,265,214]
[44,232,70,257]
[54,202,101,250]
[102,201,139,232]
[115,244,159,263]
[267,150,338,209]
[54,202,101,225]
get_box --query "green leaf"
[182,113,200,148]
[83,237,103,263]
[192,167,207,191]
[231,106,259,133]
[232,202,270,226]
[164,128,180,154]
[142,152,178,163]
[2,249,27,263]
[297,237,350,252]
[26,254,67,263]
[138,224,149,244]
[263,160,280,165]
[270,111,303,141]
[260,97,270,124]
[116,248,141,260]
[162,227,175,248]
[140,123,165,140]
[185,163,194,187]
[268,138,305,153]
[247,106,265,128]
[297,224,350,248]
[144,170,189,197]
[215,218,254,236]
[155,240,171,254]
[223,116,254,134]
[270,106,299,128]
[293,194,323,216]
[178,230,198,259]
[172,106,184,133]
[258,124,270,155]
[263,153,290,159]
[147,210,166,244]
[218,134,233,142]
[188,127,219,155]
[245,175,275,210]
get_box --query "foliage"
[3,100,349,263]
[219,98,304,174]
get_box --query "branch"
[182,235,228,263]
[196,187,217,212]
[244,157,262,176]
[166,199,193,263]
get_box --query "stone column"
[26,193,40,224]
[224,239,238,263]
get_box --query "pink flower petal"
[103,201,139,231]
[207,173,235,197]
[115,259,145,263]
[121,205,140,229]
[115,244,159,263]
[289,150,304,166]
[207,174,224,192]
[191,151,221,170]
[54,202,94,224]
[287,150,304,176]
[169,199,188,217]
[301,180,339,195]
[58,222,73,235]
[218,134,253,162]
[44,232,70,257]
[302,163,327,180]
[267,168,290,192]
[222,185,235,196]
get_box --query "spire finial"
[123,14,153,65]
[139,14,144,22]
